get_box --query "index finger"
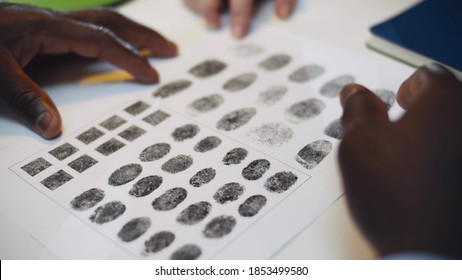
[275,0,296,19]
[230,0,253,38]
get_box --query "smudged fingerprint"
[176,201,212,225]
[49,142,78,161]
[320,75,355,98]
[285,98,326,124]
[216,107,257,131]
[223,73,257,92]
[194,136,222,153]
[374,89,396,110]
[153,80,192,98]
[41,170,73,190]
[118,217,151,242]
[324,119,343,140]
[21,157,51,177]
[68,154,98,173]
[129,175,163,197]
[152,187,188,211]
[144,231,175,254]
[296,140,332,170]
[190,168,216,188]
[89,201,126,224]
[213,182,245,204]
[231,43,263,57]
[172,124,200,142]
[70,188,105,211]
[258,85,287,105]
[289,65,325,83]
[222,147,248,165]
[242,159,271,180]
[258,54,292,71]
[108,163,142,186]
[264,171,298,193]
[189,59,227,78]
[170,244,202,260]
[188,94,224,114]
[118,125,146,142]
[161,155,193,174]
[203,215,236,238]
[100,115,126,131]
[246,122,293,147]
[238,195,267,217]
[139,143,171,162]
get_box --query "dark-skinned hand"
[0,3,177,139]
[339,64,462,259]
[183,0,297,38]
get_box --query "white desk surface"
[0,0,418,259]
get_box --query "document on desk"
[0,27,404,259]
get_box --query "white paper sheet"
[0,27,404,259]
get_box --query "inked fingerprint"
[203,215,236,238]
[170,244,202,260]
[77,127,104,144]
[41,170,73,190]
[89,201,126,224]
[153,80,192,98]
[296,140,332,170]
[152,187,187,211]
[68,154,98,173]
[194,136,222,153]
[172,124,200,142]
[118,125,146,142]
[118,217,151,242]
[21,157,51,176]
[176,201,212,225]
[70,188,105,211]
[289,65,325,83]
[242,159,271,180]
[108,163,142,186]
[246,122,293,147]
[100,115,126,131]
[285,98,326,124]
[188,94,224,114]
[258,85,287,105]
[231,43,263,57]
[139,143,171,162]
[374,89,396,110]
[95,138,125,156]
[238,195,267,217]
[143,110,170,126]
[264,171,298,193]
[161,155,193,174]
[129,175,163,197]
[213,182,245,204]
[216,107,257,131]
[124,101,150,116]
[49,142,78,161]
[189,59,227,78]
[324,119,343,140]
[144,231,175,254]
[190,168,216,188]
[258,54,292,71]
[320,75,355,98]
[222,147,248,165]
[223,73,257,92]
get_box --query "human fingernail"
[340,84,361,107]
[232,24,246,39]
[278,5,292,19]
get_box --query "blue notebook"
[368,0,462,77]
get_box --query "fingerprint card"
[6,27,404,259]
